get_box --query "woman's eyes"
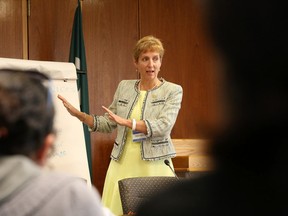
[142,57,159,62]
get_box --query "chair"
[118,176,179,215]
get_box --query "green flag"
[69,0,92,179]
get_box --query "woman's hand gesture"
[102,106,126,126]
[57,94,80,117]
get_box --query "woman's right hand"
[57,94,80,117]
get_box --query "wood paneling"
[0,0,24,58]
[139,0,221,138]
[82,0,138,193]
[28,0,77,61]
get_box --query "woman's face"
[135,50,162,82]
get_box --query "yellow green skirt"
[102,91,175,215]
[101,130,174,216]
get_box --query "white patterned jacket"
[90,78,183,161]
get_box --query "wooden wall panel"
[0,0,24,58]
[82,0,138,193]
[139,0,221,139]
[28,0,77,61]
[27,0,139,194]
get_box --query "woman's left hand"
[102,106,126,126]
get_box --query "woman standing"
[58,35,183,215]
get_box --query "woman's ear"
[134,59,138,68]
[35,133,55,166]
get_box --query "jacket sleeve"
[90,82,124,133]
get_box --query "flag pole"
[69,0,92,182]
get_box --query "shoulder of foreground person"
[136,170,288,216]
[0,171,111,216]
[37,172,111,216]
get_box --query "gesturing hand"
[57,94,79,117]
[102,106,126,126]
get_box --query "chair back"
[118,176,179,215]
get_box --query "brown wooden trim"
[22,0,28,59]
[172,139,213,171]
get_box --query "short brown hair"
[133,35,165,62]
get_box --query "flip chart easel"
[0,57,91,186]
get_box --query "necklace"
[139,79,160,91]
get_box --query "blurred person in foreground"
[0,69,114,216]
[136,0,288,215]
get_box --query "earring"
[136,69,140,79]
